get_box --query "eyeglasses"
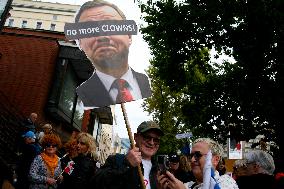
[141,134,160,145]
[45,143,57,148]
[189,151,207,160]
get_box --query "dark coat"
[60,154,97,189]
[92,154,159,189]
[76,69,151,107]
[174,169,195,183]
[21,118,36,133]
[15,143,40,189]
[236,173,276,189]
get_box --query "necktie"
[112,79,134,103]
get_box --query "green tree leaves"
[138,0,284,158]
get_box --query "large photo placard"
[65,0,152,109]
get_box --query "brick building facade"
[0,27,112,142]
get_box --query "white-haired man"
[236,149,276,189]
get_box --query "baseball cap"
[169,154,180,163]
[23,131,36,139]
[137,121,164,136]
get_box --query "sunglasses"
[189,151,206,160]
[141,134,160,145]
[45,143,57,148]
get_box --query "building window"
[52,15,57,20]
[50,23,56,31]
[36,22,42,29]
[46,59,84,130]
[58,61,84,129]
[8,19,14,27]
[46,48,112,132]
[21,20,27,28]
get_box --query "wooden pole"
[120,103,146,189]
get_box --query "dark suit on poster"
[76,69,151,108]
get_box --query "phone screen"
[157,155,169,174]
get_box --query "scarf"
[41,152,59,177]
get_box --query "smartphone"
[157,155,169,174]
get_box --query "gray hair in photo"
[244,149,275,175]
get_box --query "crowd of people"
[15,113,99,189]
[15,114,168,189]
[157,140,284,189]
[12,112,284,189]
[8,0,284,188]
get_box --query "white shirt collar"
[95,67,134,91]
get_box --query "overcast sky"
[40,0,153,138]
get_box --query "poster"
[228,138,244,159]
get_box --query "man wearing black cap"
[93,121,163,189]
[15,131,41,189]
[168,154,180,175]
[168,154,194,183]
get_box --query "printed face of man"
[135,130,161,160]
[78,6,132,75]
